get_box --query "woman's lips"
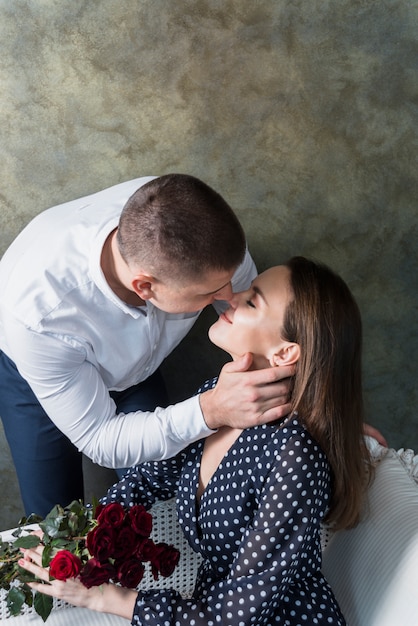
[220,311,233,324]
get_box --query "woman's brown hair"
[283,256,372,530]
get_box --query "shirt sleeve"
[4,319,213,468]
[131,433,341,626]
[100,455,185,509]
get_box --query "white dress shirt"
[0,177,257,468]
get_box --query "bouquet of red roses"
[0,500,180,621]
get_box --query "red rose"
[135,537,158,561]
[113,524,137,560]
[150,542,180,579]
[129,505,152,537]
[49,550,82,581]
[115,557,145,588]
[86,524,116,560]
[79,558,115,589]
[96,502,126,528]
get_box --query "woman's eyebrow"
[253,285,267,303]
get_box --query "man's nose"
[213,282,234,302]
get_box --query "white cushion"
[322,449,418,626]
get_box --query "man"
[0,174,292,517]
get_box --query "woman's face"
[209,265,295,369]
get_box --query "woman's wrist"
[92,584,138,619]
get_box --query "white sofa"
[322,441,418,625]
[1,440,417,625]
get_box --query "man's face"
[147,268,235,314]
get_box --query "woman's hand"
[19,546,104,610]
[19,547,137,619]
[363,423,388,447]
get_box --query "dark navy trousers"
[0,351,168,518]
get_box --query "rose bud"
[151,543,180,579]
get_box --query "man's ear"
[270,343,300,367]
[131,274,155,300]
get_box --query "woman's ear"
[270,342,300,367]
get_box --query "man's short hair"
[117,174,246,282]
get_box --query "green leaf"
[22,583,34,607]
[6,586,26,616]
[67,512,80,535]
[67,500,84,514]
[16,565,40,583]
[13,535,41,549]
[39,517,68,539]
[41,544,52,568]
[91,495,100,514]
[34,590,53,622]
[60,539,78,553]
[38,504,69,538]
[50,537,72,550]
[25,513,44,525]
[46,504,66,519]
[17,513,43,526]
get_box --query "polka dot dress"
[102,378,346,625]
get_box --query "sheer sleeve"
[131,431,343,625]
[100,453,185,510]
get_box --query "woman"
[20,257,373,625]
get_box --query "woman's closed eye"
[246,299,256,308]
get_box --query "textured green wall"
[1,0,417,450]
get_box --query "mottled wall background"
[0,0,417,520]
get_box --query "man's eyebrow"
[201,280,231,296]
